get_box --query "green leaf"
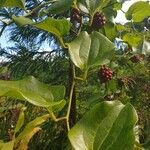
[67,31,114,71]
[14,107,25,134]
[123,33,143,47]
[67,31,91,70]
[68,100,138,150]
[102,0,118,21]
[33,17,70,45]
[49,85,65,101]
[126,1,150,22]
[12,15,34,26]
[16,127,41,150]
[43,0,73,15]
[116,24,126,32]
[13,17,71,47]
[12,16,70,45]
[78,2,89,13]
[0,0,25,9]
[0,76,53,107]
[48,85,66,112]
[113,2,122,10]
[33,17,70,37]
[103,7,117,21]
[104,22,117,41]
[0,76,66,111]
[0,140,14,150]
[78,0,111,15]
[46,99,66,113]
[15,114,50,143]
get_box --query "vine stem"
[50,112,67,122]
[66,65,76,131]
[48,64,76,130]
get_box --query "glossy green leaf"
[0,76,53,107]
[15,114,50,144]
[12,16,70,45]
[67,31,114,71]
[126,1,150,22]
[47,99,66,113]
[0,76,66,110]
[43,0,73,15]
[0,0,25,9]
[33,17,70,38]
[123,33,143,47]
[12,15,34,26]
[67,31,91,70]
[14,107,25,134]
[68,100,138,150]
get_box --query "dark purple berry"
[130,54,144,63]
[117,77,135,88]
[98,65,113,84]
[70,8,81,23]
[91,12,106,30]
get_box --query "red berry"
[98,65,113,83]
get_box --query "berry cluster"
[117,78,128,87]
[70,8,81,23]
[91,12,106,30]
[98,65,113,84]
[130,54,144,63]
[117,77,135,88]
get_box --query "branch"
[49,112,66,122]
[31,49,58,55]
